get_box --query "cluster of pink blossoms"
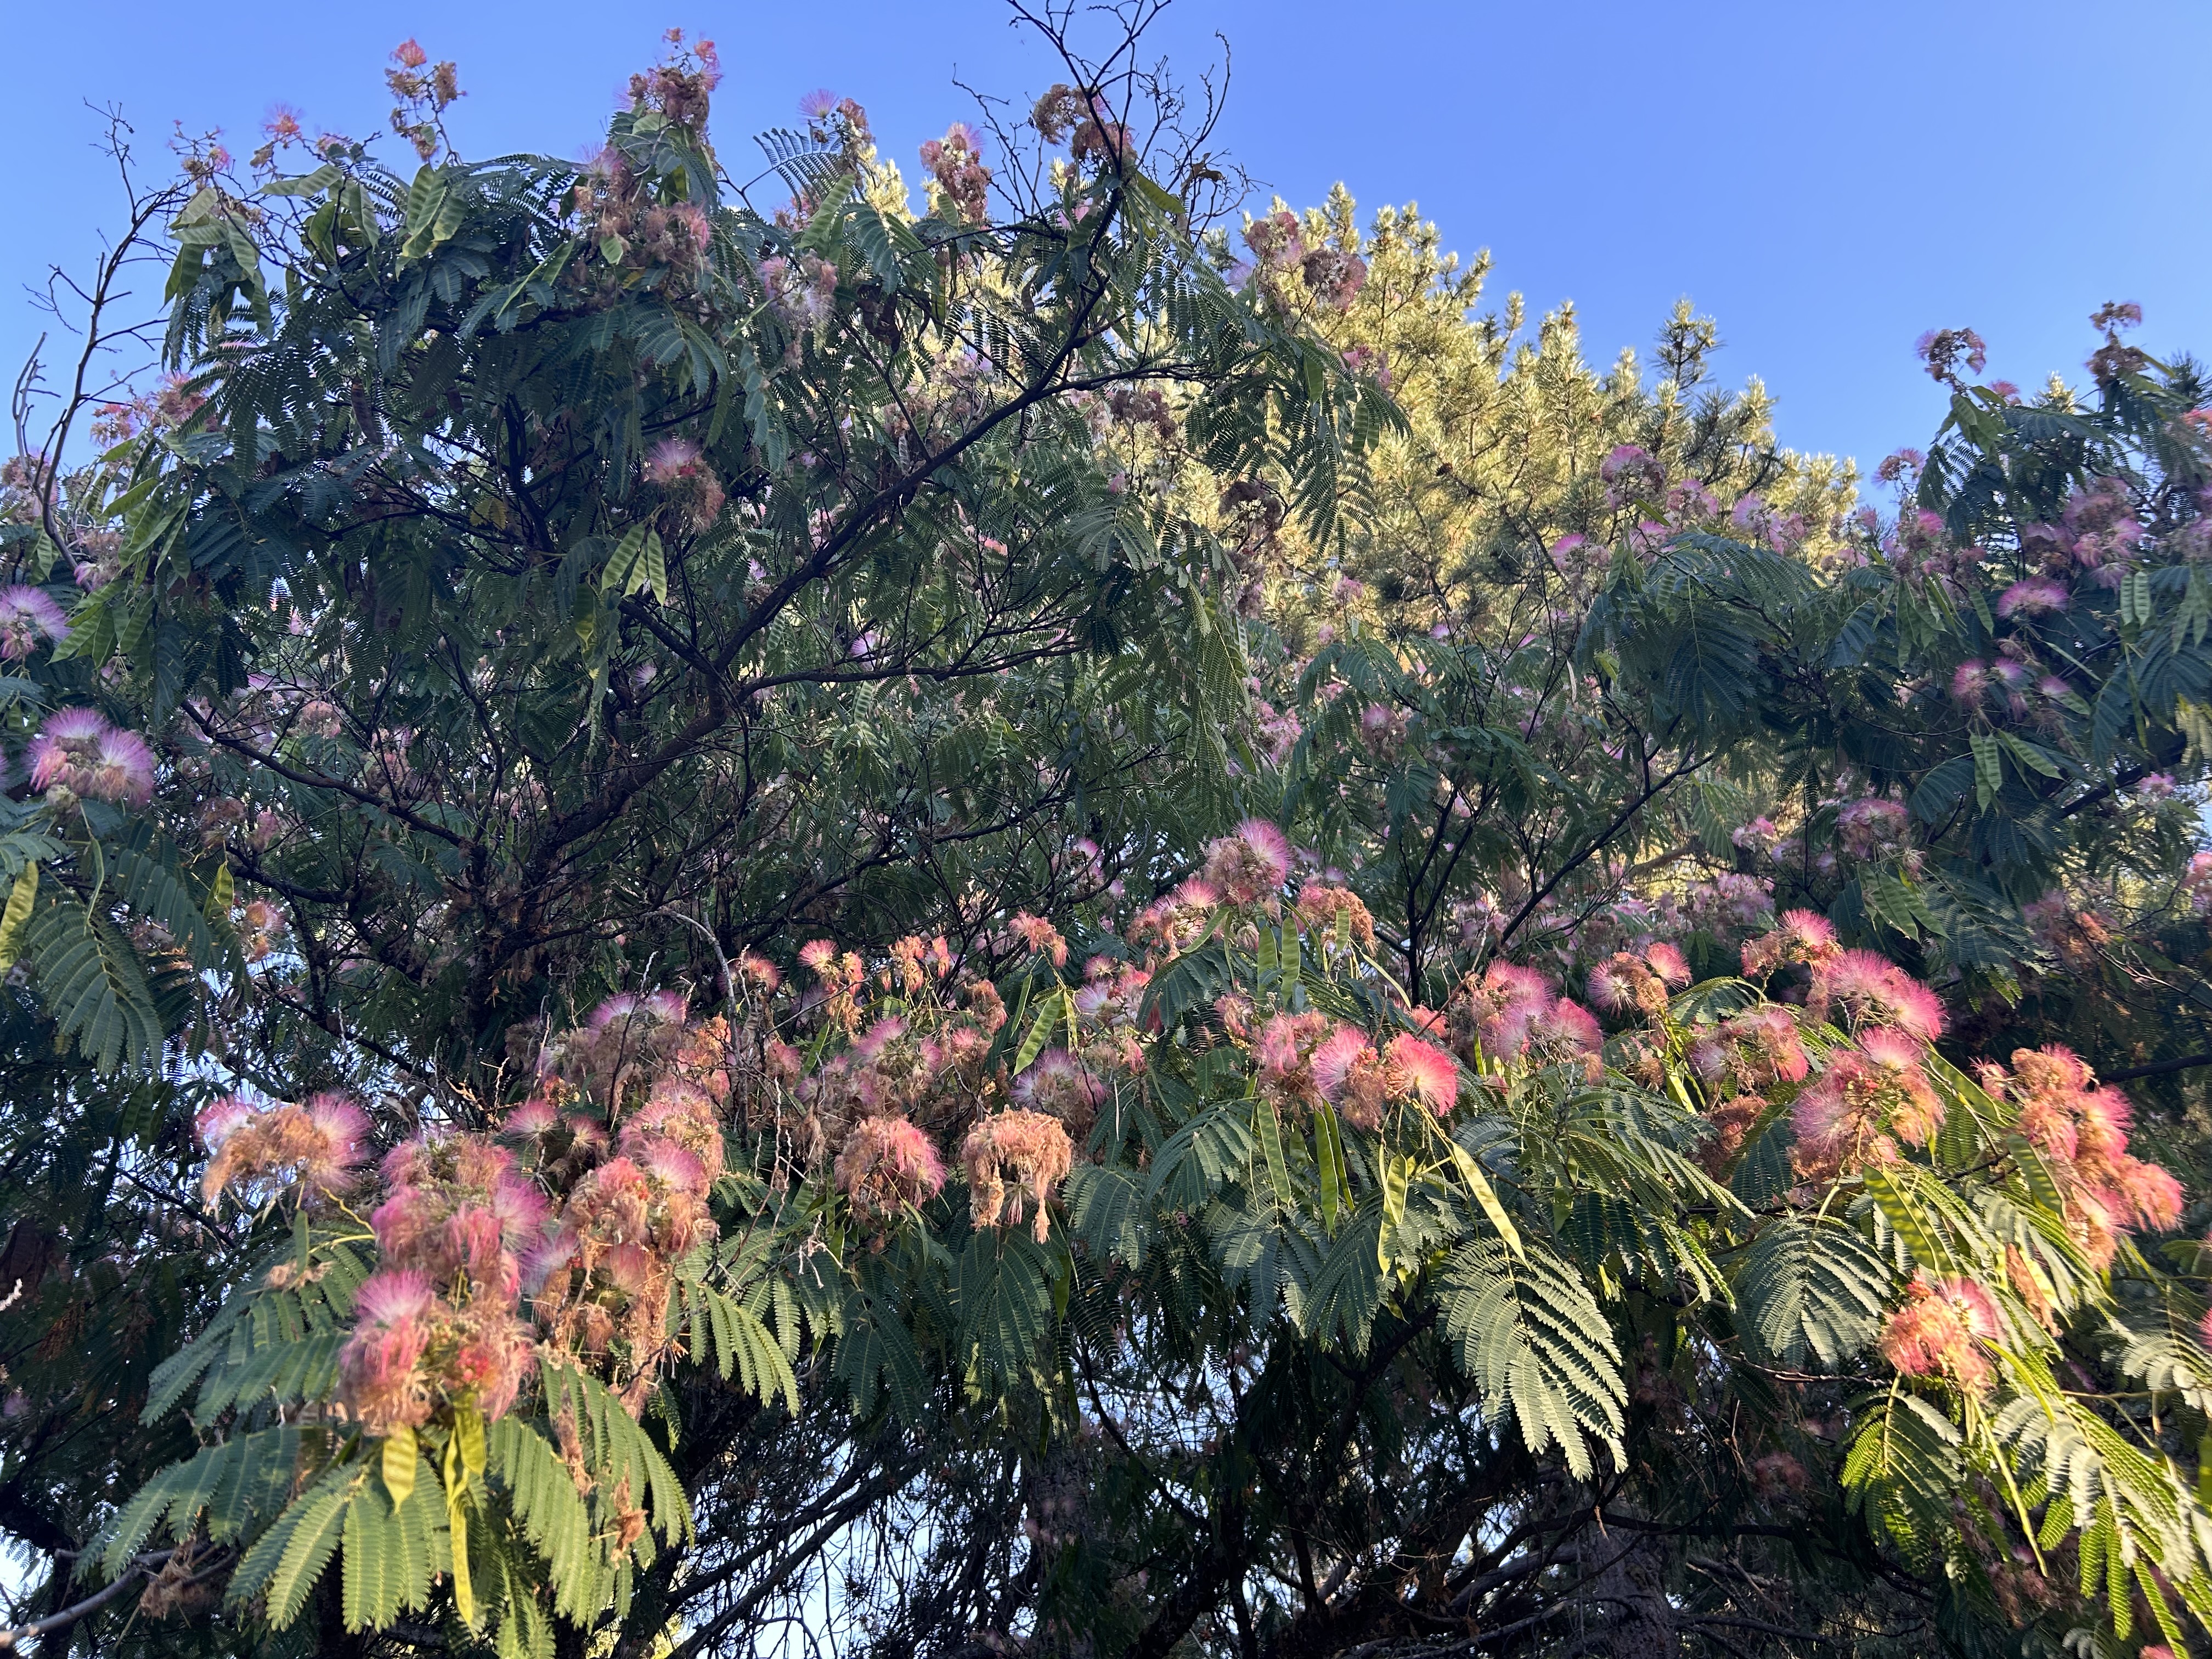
[1879,1274,2001,1395]
[198,1092,371,1211]
[1446,960,1604,1077]
[1031,83,1126,168]
[26,708,156,807]
[642,437,725,535]
[918,122,990,224]
[1832,798,1916,869]
[0,586,67,659]
[835,1116,946,1233]
[1237,211,1367,313]
[347,1137,546,1430]
[199,993,754,1434]
[1586,942,1692,1019]
[1975,1045,2183,1271]
[757,252,839,338]
[571,145,713,276]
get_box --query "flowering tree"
[5,13,2212,1659]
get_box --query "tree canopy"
[5,13,2212,1659]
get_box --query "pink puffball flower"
[1311,1026,1375,1098]
[1202,819,1293,907]
[1644,941,1691,990]
[1996,577,2069,618]
[503,1098,561,1138]
[1855,1026,1946,1146]
[1878,1276,1995,1396]
[1586,957,1639,1014]
[338,1267,438,1434]
[1739,909,1840,980]
[835,1115,947,1228]
[1312,1025,1389,1130]
[80,726,156,805]
[1810,949,1948,1041]
[0,586,67,660]
[1531,996,1603,1059]
[2107,1155,2184,1231]
[1455,961,1554,1057]
[1386,1033,1460,1115]
[29,708,154,805]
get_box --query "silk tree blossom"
[1009,912,1069,968]
[758,252,839,333]
[1311,1026,1387,1130]
[1386,1034,1460,1115]
[1128,877,1221,957]
[644,436,725,534]
[1296,884,1376,951]
[338,1269,440,1434]
[1014,1047,1108,1136]
[836,1116,947,1230]
[1731,816,1781,855]
[1203,819,1293,907]
[1914,326,1988,388]
[1585,943,1687,1019]
[1299,246,1367,312]
[1737,910,1841,981]
[198,1091,370,1209]
[918,122,991,224]
[237,898,289,963]
[1971,1044,2182,1266]
[1447,961,1554,1059]
[1880,1274,1999,1395]
[1996,577,2069,618]
[962,1110,1074,1243]
[1807,949,1947,1041]
[1833,797,1915,866]
[1598,443,1665,507]
[26,708,156,806]
[0,586,66,659]
[1253,1011,1334,1108]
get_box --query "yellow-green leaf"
[0,862,36,973]
[204,859,233,926]
[1255,1097,1291,1211]
[454,1404,486,1482]
[381,1425,417,1506]
[1445,1136,1525,1261]
[1379,1154,1412,1268]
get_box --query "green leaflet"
[1440,1238,1624,1481]
[675,1275,802,1413]
[1843,1391,1963,1570]
[382,1425,418,1506]
[1254,1095,1293,1214]
[342,1470,443,1632]
[598,524,668,605]
[0,860,35,972]
[1737,1218,1891,1368]
[18,894,163,1071]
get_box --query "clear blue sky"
[6,1,2207,475]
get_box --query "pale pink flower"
[836,1116,946,1227]
[1996,577,2069,618]
[1203,819,1293,906]
[1644,941,1691,990]
[1385,1034,1459,1115]
[961,1110,1073,1243]
[0,586,67,659]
